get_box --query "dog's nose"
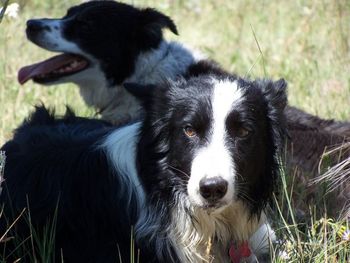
[26,19,46,33]
[199,177,228,202]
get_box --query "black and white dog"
[1,74,287,262]
[18,0,196,125]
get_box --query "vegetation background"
[0,0,349,262]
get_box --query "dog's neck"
[168,201,271,262]
[125,40,199,85]
[136,197,274,263]
[78,41,200,125]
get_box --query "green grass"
[0,0,349,262]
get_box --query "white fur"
[35,20,83,54]
[249,222,276,257]
[168,196,273,262]
[188,79,243,208]
[100,122,145,208]
[126,41,198,84]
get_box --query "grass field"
[0,0,349,262]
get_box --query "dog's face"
[18,1,177,87]
[135,75,287,214]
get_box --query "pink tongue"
[18,54,81,84]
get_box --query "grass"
[0,0,349,262]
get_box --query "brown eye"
[237,127,251,138]
[184,126,196,138]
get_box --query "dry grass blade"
[250,23,266,77]
[0,208,26,243]
[311,142,350,219]
[312,142,350,192]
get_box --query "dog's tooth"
[71,61,78,68]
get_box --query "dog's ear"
[137,8,178,48]
[271,78,287,111]
[124,82,157,102]
[250,78,288,212]
[140,8,178,35]
[263,78,287,113]
[262,78,288,139]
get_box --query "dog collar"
[229,241,251,263]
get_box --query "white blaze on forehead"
[187,79,244,206]
[211,79,243,140]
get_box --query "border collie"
[1,74,287,262]
[18,0,195,125]
[18,1,350,175]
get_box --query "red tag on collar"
[229,241,251,263]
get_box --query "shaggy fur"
[1,74,287,262]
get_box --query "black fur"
[63,1,176,85]
[0,108,143,262]
[185,59,232,78]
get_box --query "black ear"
[260,78,288,152]
[264,78,288,112]
[123,82,157,102]
[137,8,178,49]
[251,78,288,212]
[141,8,178,35]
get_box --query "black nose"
[27,20,43,32]
[199,177,228,202]
[26,19,51,35]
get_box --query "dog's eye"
[236,127,251,138]
[183,126,196,138]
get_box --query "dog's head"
[132,74,287,215]
[18,1,177,87]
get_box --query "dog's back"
[0,107,142,262]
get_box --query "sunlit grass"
[0,0,349,261]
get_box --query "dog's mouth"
[202,202,226,209]
[18,53,90,84]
